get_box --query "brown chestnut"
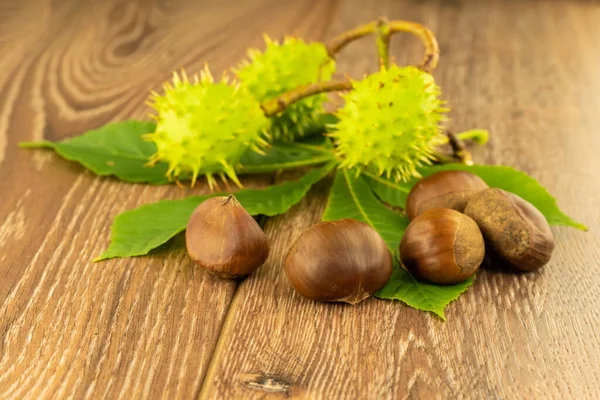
[464,188,554,271]
[400,208,485,284]
[185,195,269,278]
[284,219,392,305]
[406,170,488,220]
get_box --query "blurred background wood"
[0,0,598,398]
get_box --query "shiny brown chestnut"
[406,170,489,220]
[284,219,392,305]
[400,208,485,284]
[185,195,269,278]
[464,188,555,271]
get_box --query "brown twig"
[261,80,353,117]
[446,132,474,165]
[326,21,377,56]
[326,19,439,72]
[387,21,439,72]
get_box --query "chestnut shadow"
[146,231,187,257]
[480,247,534,277]
[143,232,222,280]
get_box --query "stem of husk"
[376,18,391,69]
[326,19,439,72]
[261,80,352,117]
[260,19,441,117]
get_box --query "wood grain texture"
[0,0,599,399]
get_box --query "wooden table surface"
[1,0,599,398]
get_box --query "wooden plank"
[200,0,600,398]
[0,0,333,398]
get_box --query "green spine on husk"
[235,35,336,141]
[145,67,270,189]
[329,65,448,182]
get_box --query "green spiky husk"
[146,68,270,188]
[329,65,448,181]
[236,36,336,141]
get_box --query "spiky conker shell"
[235,36,336,141]
[145,69,270,188]
[329,65,448,182]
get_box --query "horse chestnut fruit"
[406,170,488,220]
[464,188,555,271]
[284,219,392,305]
[186,195,269,278]
[400,208,485,284]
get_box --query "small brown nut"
[406,170,489,220]
[400,208,485,284]
[185,195,269,278]
[284,219,392,305]
[464,188,554,271]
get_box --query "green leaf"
[21,120,336,184]
[375,263,474,320]
[94,195,200,262]
[95,162,335,261]
[322,169,408,250]
[365,164,586,231]
[20,120,169,184]
[239,138,334,173]
[362,172,410,208]
[234,162,335,215]
[322,169,475,319]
